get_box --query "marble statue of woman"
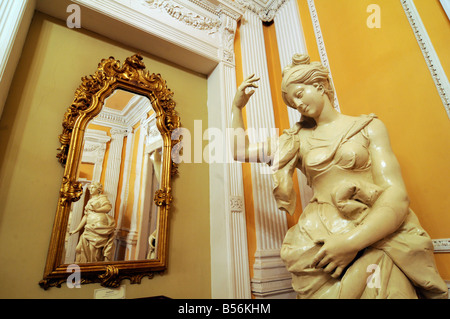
[231,54,448,299]
[70,182,116,263]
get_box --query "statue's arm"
[231,74,269,163]
[69,215,87,235]
[96,197,112,213]
[345,118,409,249]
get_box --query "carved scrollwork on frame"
[59,177,83,206]
[154,188,173,207]
[41,54,179,289]
[98,265,121,288]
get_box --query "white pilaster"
[126,116,148,258]
[274,0,307,126]
[209,3,252,298]
[274,0,313,211]
[0,0,35,119]
[103,128,128,217]
[83,129,111,183]
[239,9,291,298]
[114,129,135,260]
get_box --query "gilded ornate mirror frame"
[39,54,180,289]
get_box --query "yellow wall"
[0,12,210,298]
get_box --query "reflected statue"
[231,54,448,299]
[70,182,116,263]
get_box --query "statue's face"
[285,83,325,118]
[89,184,101,195]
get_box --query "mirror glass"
[62,89,163,263]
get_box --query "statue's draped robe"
[266,114,448,299]
[75,194,115,263]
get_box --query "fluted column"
[274,0,313,210]
[274,0,307,126]
[113,128,135,260]
[126,116,147,259]
[240,9,292,298]
[103,128,128,217]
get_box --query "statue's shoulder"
[356,113,379,127]
[362,114,392,140]
[283,122,302,135]
[97,194,111,203]
[362,113,378,119]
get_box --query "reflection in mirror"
[63,89,163,263]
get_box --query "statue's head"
[281,54,334,123]
[88,182,103,194]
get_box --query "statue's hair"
[89,182,103,193]
[281,54,335,117]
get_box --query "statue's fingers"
[323,262,337,274]
[331,266,344,279]
[316,255,331,269]
[244,74,260,83]
[311,247,326,268]
[246,89,256,97]
[245,73,255,80]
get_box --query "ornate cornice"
[141,0,244,64]
[236,0,288,22]
[188,0,244,20]
[144,0,222,34]
[145,0,288,25]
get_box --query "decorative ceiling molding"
[140,0,244,64]
[236,0,288,22]
[143,0,222,34]
[91,95,153,129]
[401,0,450,119]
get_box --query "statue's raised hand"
[233,74,260,109]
